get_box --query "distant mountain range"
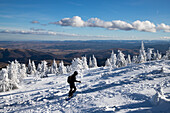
[0,48,57,68]
[0,40,169,69]
[0,47,139,69]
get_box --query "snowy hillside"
[0,60,170,113]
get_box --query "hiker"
[67,71,81,97]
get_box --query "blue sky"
[0,0,170,41]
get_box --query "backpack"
[67,76,71,83]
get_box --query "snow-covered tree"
[14,60,21,71]
[14,60,22,80]
[163,47,170,60]
[70,56,88,72]
[141,41,146,60]
[58,60,67,74]
[138,50,145,63]
[92,55,98,68]
[132,55,138,63]
[47,67,52,75]
[19,64,27,79]
[89,57,93,68]
[26,60,36,75]
[40,60,48,78]
[71,58,83,72]
[138,41,146,63]
[82,56,89,70]
[37,63,41,72]
[116,50,127,67]
[109,50,117,67]
[50,59,58,74]
[0,69,10,92]
[126,54,131,64]
[87,55,98,68]
[153,50,162,60]
[156,50,162,60]
[27,59,32,74]
[7,62,17,81]
[66,65,72,73]
[153,52,157,60]
[31,61,37,75]
[146,48,154,61]
[7,61,19,89]
[105,58,112,67]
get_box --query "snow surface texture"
[0,60,170,113]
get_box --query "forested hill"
[0,48,57,68]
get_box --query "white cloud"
[0,29,79,36]
[0,29,118,39]
[30,28,45,31]
[50,17,133,31]
[157,23,170,32]
[111,20,133,30]
[50,16,85,27]
[86,18,113,28]
[49,16,170,33]
[86,18,133,30]
[132,20,156,32]
[160,36,170,39]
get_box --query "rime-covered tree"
[132,55,138,63]
[0,69,10,92]
[92,55,98,68]
[66,65,72,73]
[37,63,41,72]
[20,64,27,79]
[146,48,154,61]
[14,60,21,71]
[7,61,19,89]
[138,50,145,63]
[58,60,67,74]
[40,60,48,78]
[139,41,146,62]
[27,59,32,74]
[47,67,52,74]
[153,52,157,60]
[164,47,170,60]
[89,57,93,68]
[31,61,37,75]
[7,62,17,81]
[105,58,112,67]
[109,50,117,67]
[71,58,83,71]
[156,50,162,60]
[126,54,131,64]
[82,56,89,70]
[116,50,127,67]
[50,59,58,74]
[14,60,22,80]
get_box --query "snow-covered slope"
[0,60,170,113]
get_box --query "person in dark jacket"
[67,71,81,97]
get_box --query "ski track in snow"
[0,60,170,113]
